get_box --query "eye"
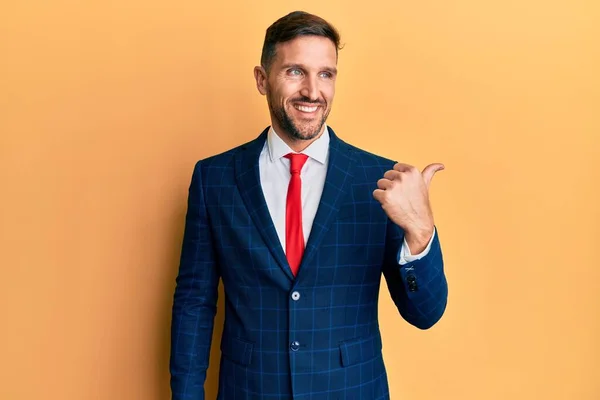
[288,68,303,76]
[319,71,333,79]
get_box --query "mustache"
[290,97,325,106]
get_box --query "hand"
[373,162,444,253]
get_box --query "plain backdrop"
[1,1,599,399]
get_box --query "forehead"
[273,35,337,67]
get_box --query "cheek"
[322,80,335,99]
[324,88,335,105]
[267,88,287,107]
[274,79,299,98]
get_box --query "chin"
[293,117,326,137]
[292,125,324,141]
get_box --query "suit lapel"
[235,127,295,281]
[299,127,356,273]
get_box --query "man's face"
[256,35,337,142]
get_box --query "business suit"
[170,126,448,399]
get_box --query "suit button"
[290,341,300,351]
[407,274,418,291]
[291,291,301,301]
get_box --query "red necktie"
[284,153,309,276]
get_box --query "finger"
[383,170,403,181]
[422,163,445,188]
[376,178,393,190]
[393,163,416,173]
[372,188,385,203]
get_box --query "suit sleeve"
[382,219,448,329]
[170,161,220,400]
[398,228,436,264]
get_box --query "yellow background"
[1,1,598,399]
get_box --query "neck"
[271,123,326,153]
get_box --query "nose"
[299,75,319,101]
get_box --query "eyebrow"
[281,63,338,75]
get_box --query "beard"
[267,92,330,142]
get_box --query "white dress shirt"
[259,125,435,265]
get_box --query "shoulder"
[346,141,396,167]
[192,130,267,175]
[332,131,397,177]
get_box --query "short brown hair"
[260,11,342,72]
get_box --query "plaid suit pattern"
[170,127,448,399]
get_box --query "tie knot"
[285,153,309,175]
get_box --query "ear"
[254,66,268,96]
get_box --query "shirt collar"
[267,124,330,165]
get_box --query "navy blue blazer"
[170,127,448,399]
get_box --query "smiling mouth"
[293,104,320,113]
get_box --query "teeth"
[295,105,318,112]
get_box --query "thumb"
[422,163,445,188]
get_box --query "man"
[170,10,448,400]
